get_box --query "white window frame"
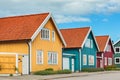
[115,47,120,53]
[48,52,58,65]
[36,50,43,64]
[83,54,87,65]
[108,58,112,65]
[115,57,120,64]
[52,31,55,41]
[104,57,107,65]
[41,28,50,40]
[88,55,94,65]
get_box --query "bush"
[33,69,72,75]
[33,70,57,75]
[82,68,104,72]
[57,69,72,74]
[45,68,54,71]
[9,74,13,76]
[104,65,117,71]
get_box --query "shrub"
[57,69,72,74]
[33,69,72,75]
[82,68,104,72]
[45,68,54,71]
[33,70,57,75]
[9,74,13,76]
[104,65,117,71]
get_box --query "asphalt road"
[53,71,120,80]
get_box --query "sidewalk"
[0,71,119,80]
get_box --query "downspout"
[79,49,82,71]
[27,41,31,75]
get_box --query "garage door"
[63,58,70,70]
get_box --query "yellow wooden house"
[0,13,66,75]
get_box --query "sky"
[0,0,120,42]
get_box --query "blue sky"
[0,0,120,42]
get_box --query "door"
[22,55,29,74]
[72,58,74,72]
[63,58,70,70]
[100,60,103,68]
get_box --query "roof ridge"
[0,12,49,19]
[60,26,90,30]
[95,35,109,37]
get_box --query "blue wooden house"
[60,27,99,72]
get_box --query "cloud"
[0,0,120,23]
[55,15,91,23]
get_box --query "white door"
[63,58,70,70]
[22,55,29,74]
[72,59,74,72]
[100,60,103,68]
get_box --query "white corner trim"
[50,14,66,47]
[79,49,82,71]
[31,13,51,41]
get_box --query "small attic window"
[41,28,50,40]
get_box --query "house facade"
[61,27,99,72]
[114,40,120,67]
[0,13,66,75]
[96,36,114,68]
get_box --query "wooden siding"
[31,19,63,72]
[0,41,28,74]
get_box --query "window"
[115,47,120,53]
[85,39,93,48]
[41,28,50,40]
[88,55,94,65]
[104,57,107,65]
[115,57,120,64]
[36,50,43,64]
[48,52,57,64]
[106,45,111,52]
[108,58,112,65]
[52,31,55,41]
[83,54,87,65]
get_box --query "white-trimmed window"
[48,52,58,64]
[104,57,107,65]
[88,55,94,65]
[83,54,87,65]
[85,39,93,48]
[115,47,120,53]
[52,31,55,41]
[106,45,111,52]
[36,50,43,64]
[108,58,112,65]
[41,28,50,40]
[115,57,120,64]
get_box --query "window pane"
[83,55,87,65]
[36,51,43,64]
[116,48,119,52]
[116,58,119,63]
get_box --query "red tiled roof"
[60,27,90,48]
[95,36,109,52]
[0,13,49,41]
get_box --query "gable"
[84,31,98,51]
[105,40,114,53]
[114,41,120,47]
